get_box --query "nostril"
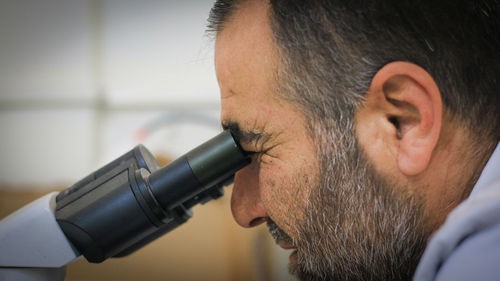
[249,217,266,227]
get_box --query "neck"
[422,119,497,232]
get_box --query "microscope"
[0,130,250,281]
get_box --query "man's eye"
[249,151,264,162]
[249,151,262,158]
[245,150,258,156]
[253,150,277,165]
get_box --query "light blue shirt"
[413,142,500,281]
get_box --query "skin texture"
[215,0,316,238]
[214,0,492,280]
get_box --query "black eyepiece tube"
[113,130,251,257]
[148,130,250,210]
[56,130,250,263]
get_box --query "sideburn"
[291,128,428,281]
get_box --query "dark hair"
[208,0,500,144]
[207,0,242,34]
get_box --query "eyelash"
[244,149,262,163]
[245,140,278,164]
[252,149,277,166]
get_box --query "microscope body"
[0,130,250,281]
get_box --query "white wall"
[102,0,219,105]
[0,0,220,187]
[0,0,95,102]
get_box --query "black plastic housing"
[55,130,250,263]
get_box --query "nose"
[230,163,268,228]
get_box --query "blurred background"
[0,0,297,280]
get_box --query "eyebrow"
[222,121,270,147]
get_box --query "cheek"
[258,160,313,235]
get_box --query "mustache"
[267,218,294,245]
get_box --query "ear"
[356,61,442,176]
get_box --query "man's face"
[215,1,428,280]
[215,0,317,240]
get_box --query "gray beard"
[268,132,429,281]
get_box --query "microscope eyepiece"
[55,130,250,263]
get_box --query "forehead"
[214,0,276,99]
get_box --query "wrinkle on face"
[214,0,319,249]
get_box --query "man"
[207,0,500,280]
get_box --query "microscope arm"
[0,192,80,281]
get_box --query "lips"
[267,219,298,262]
[278,241,295,250]
[277,241,298,263]
[289,249,298,263]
